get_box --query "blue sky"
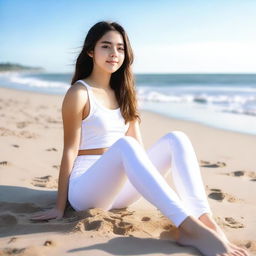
[1,0,256,73]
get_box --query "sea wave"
[1,72,256,117]
[9,75,69,89]
[137,88,256,116]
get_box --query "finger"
[33,209,53,216]
[30,213,45,219]
[31,210,49,218]
[37,212,59,220]
[30,214,47,220]
[30,215,47,220]
[30,213,52,220]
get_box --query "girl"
[32,21,248,256]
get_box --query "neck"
[87,66,112,90]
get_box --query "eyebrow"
[100,40,124,46]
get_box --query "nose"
[110,47,118,57]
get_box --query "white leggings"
[68,131,211,227]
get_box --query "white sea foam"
[137,87,256,116]
[10,75,69,89]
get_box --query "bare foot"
[176,216,242,256]
[199,213,248,256]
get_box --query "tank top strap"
[76,80,94,99]
[76,79,91,91]
[76,80,95,118]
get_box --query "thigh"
[110,133,172,209]
[68,143,128,211]
[147,133,172,176]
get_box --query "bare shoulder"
[62,82,88,109]
[61,83,88,150]
[65,82,88,99]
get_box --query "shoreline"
[1,85,255,137]
[0,86,255,255]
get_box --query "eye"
[102,45,109,48]
[118,47,125,51]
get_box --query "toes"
[230,245,248,256]
[231,250,244,256]
[238,248,249,256]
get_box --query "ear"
[87,50,93,58]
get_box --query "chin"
[106,67,120,74]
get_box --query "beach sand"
[0,87,255,255]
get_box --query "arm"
[31,84,88,220]
[56,85,86,213]
[125,118,145,149]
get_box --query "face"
[88,31,125,74]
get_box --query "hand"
[30,207,63,221]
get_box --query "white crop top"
[76,80,129,150]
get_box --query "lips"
[106,60,118,64]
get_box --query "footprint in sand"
[1,246,43,255]
[0,161,8,166]
[46,117,62,124]
[242,240,256,253]
[16,121,29,129]
[1,247,26,255]
[215,216,245,229]
[43,240,56,246]
[224,217,245,228]
[0,127,15,136]
[7,237,18,244]
[141,217,151,221]
[207,188,241,203]
[200,160,226,168]
[46,147,58,152]
[0,127,38,139]
[73,208,135,236]
[224,170,256,182]
[71,208,175,239]
[19,130,38,139]
[31,175,58,189]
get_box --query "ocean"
[0,72,256,135]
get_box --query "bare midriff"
[78,147,109,156]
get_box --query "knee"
[164,131,190,145]
[118,136,139,146]
[115,136,140,149]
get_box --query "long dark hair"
[71,21,140,124]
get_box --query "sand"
[0,86,255,255]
